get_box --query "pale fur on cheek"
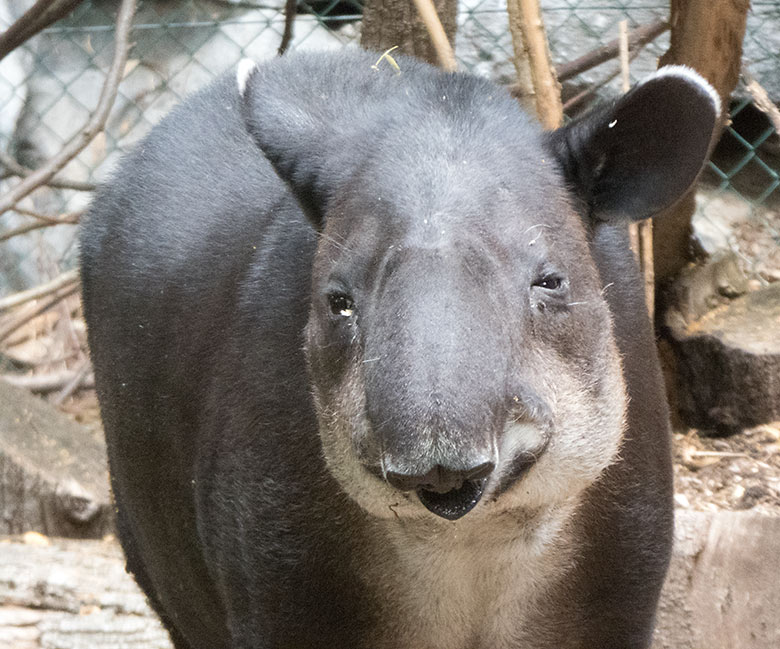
[491,356,626,514]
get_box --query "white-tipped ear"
[546,64,722,223]
[236,58,257,98]
[643,65,722,118]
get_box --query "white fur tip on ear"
[646,65,722,118]
[237,58,257,97]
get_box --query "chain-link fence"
[0,0,778,292]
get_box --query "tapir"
[80,49,720,649]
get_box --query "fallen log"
[0,380,113,538]
[1,509,778,648]
[653,510,780,649]
[0,535,171,649]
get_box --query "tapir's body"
[81,50,719,649]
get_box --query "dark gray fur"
[80,50,719,649]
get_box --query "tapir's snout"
[385,460,495,494]
[385,460,495,521]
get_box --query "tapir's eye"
[533,274,564,291]
[328,292,355,318]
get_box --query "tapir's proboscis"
[80,50,720,649]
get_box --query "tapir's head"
[239,52,719,521]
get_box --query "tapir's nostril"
[386,461,495,494]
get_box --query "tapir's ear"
[236,58,363,228]
[546,66,721,222]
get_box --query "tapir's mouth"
[416,478,487,520]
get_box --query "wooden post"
[506,0,563,129]
[361,0,458,68]
[411,0,457,71]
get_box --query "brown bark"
[0,536,171,649]
[506,0,562,129]
[653,0,750,284]
[411,0,456,71]
[360,0,457,67]
[0,0,85,63]
[555,19,669,84]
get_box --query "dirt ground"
[673,422,780,516]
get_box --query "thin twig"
[411,0,457,72]
[562,66,618,112]
[617,20,655,318]
[622,21,640,260]
[0,269,79,313]
[0,282,79,343]
[561,42,643,113]
[514,18,668,106]
[12,206,82,224]
[1,368,95,394]
[0,151,96,193]
[688,450,750,459]
[278,0,296,55]
[205,0,282,9]
[556,19,668,83]
[52,359,93,405]
[619,21,630,94]
[0,0,136,217]
[0,211,81,242]
[0,0,85,63]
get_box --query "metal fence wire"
[0,0,778,290]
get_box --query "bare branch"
[52,359,93,405]
[206,0,282,9]
[556,19,668,83]
[0,0,85,63]
[0,269,79,313]
[11,206,83,224]
[0,281,79,343]
[0,0,137,217]
[411,0,457,72]
[0,151,96,192]
[0,210,81,242]
[561,44,643,113]
[1,368,94,394]
[278,0,296,55]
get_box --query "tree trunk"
[360,0,457,67]
[665,282,780,432]
[653,0,750,284]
